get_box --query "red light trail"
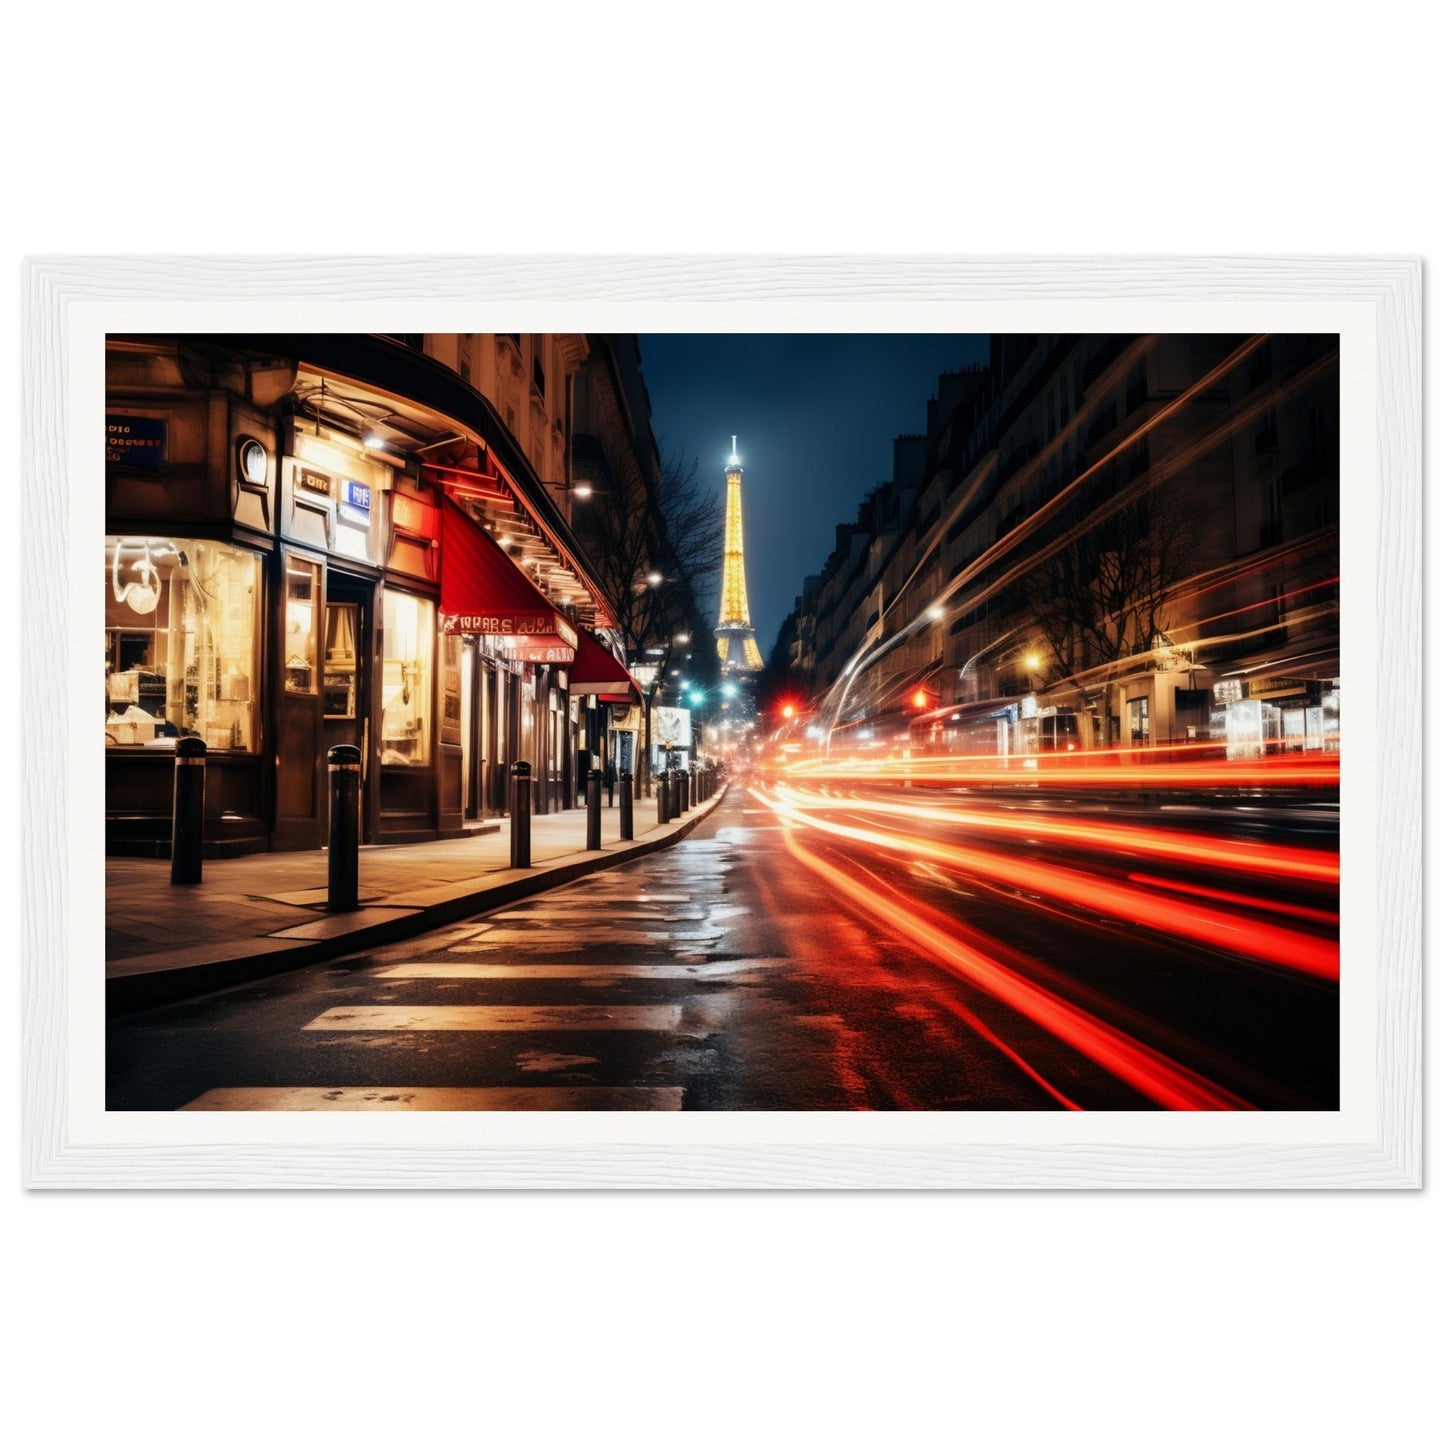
[789,750,1341,793]
[778,825,1254,1110]
[755,785,1339,981]
[767,784,1340,887]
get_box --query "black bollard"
[675,765,689,815]
[619,770,634,841]
[169,737,207,885]
[327,743,361,912]
[656,771,670,825]
[586,767,603,850]
[510,760,532,868]
[689,766,698,808]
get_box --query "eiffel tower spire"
[715,440,764,673]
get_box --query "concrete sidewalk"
[107,786,726,1014]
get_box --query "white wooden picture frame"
[21,256,1422,1189]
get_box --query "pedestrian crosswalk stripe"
[449,932,723,954]
[451,928,673,947]
[178,1086,683,1111]
[374,961,755,980]
[487,909,703,922]
[302,1005,683,1031]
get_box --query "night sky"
[637,334,989,656]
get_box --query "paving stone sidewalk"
[106,789,724,1013]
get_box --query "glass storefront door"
[321,572,374,842]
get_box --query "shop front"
[104,344,283,856]
[105,335,618,856]
[567,629,641,799]
[438,497,577,819]
[270,418,401,848]
[1111,659,1201,754]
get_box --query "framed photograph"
[22,256,1421,1188]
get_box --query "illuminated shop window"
[283,558,320,694]
[323,604,359,719]
[105,537,260,751]
[1127,695,1150,745]
[381,591,434,766]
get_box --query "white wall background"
[4,5,1437,1440]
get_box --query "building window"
[283,558,320,694]
[1254,407,1279,455]
[105,536,260,750]
[380,590,435,766]
[1126,359,1148,413]
[1127,695,1150,745]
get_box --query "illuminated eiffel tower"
[714,437,765,674]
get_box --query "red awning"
[569,631,641,707]
[440,498,577,663]
[570,631,632,691]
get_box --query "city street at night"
[97,327,1347,1115]
[107,774,1338,1112]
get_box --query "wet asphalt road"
[106,783,1338,1111]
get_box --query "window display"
[381,591,434,765]
[323,603,359,719]
[283,559,319,694]
[105,537,260,750]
